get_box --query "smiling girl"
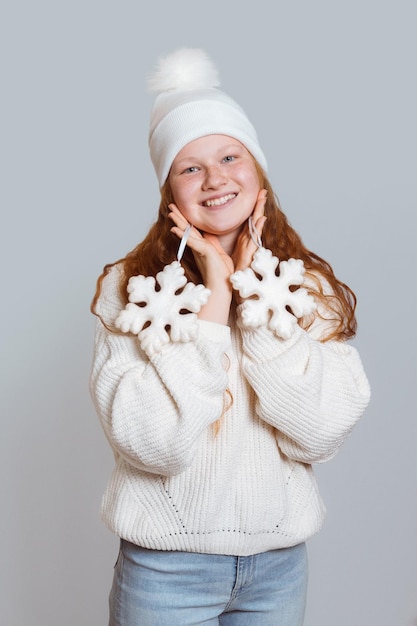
[90,48,370,626]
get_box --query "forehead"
[174,135,248,161]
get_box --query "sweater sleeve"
[238,321,371,464]
[90,267,231,476]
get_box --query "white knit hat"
[148,48,268,187]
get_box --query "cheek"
[172,196,196,222]
[170,180,196,210]
[247,171,261,193]
[235,164,260,193]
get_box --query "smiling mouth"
[202,193,237,207]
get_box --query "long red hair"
[91,162,357,342]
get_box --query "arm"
[90,268,230,476]
[238,307,371,465]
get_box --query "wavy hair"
[91,161,357,342]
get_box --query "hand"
[231,189,268,272]
[168,204,234,287]
[168,204,234,323]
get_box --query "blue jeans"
[109,540,308,625]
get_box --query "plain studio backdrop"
[1,1,416,624]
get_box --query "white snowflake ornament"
[115,261,210,357]
[230,247,316,340]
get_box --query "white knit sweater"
[90,264,370,556]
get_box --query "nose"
[202,165,227,190]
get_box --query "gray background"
[1,1,416,624]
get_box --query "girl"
[90,48,370,626]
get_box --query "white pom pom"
[147,48,220,93]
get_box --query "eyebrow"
[174,144,246,166]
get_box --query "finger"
[167,203,189,229]
[252,188,268,222]
[254,214,267,238]
[168,204,199,232]
[246,189,267,245]
[170,224,204,246]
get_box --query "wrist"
[198,285,232,324]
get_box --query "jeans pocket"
[113,541,123,569]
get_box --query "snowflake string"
[230,247,316,340]
[115,261,211,356]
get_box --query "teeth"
[204,193,236,207]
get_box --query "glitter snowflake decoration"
[115,261,211,356]
[230,247,316,340]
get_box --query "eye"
[182,166,199,174]
[223,155,236,163]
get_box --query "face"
[168,135,260,241]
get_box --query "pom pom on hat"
[148,48,268,187]
[147,48,220,92]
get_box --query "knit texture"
[90,264,370,556]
